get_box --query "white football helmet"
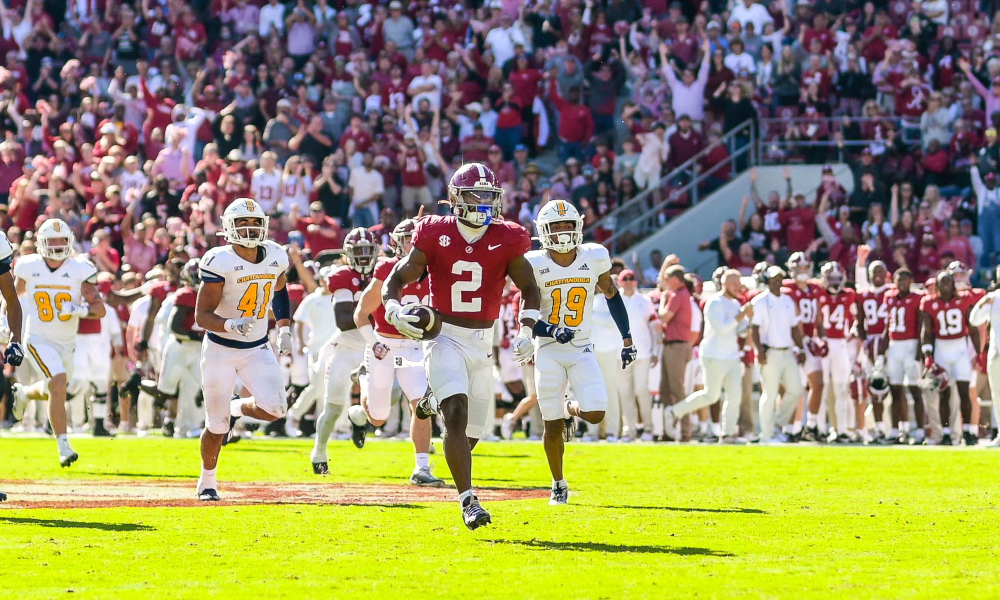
[820,261,844,293]
[787,252,812,282]
[536,199,583,253]
[222,198,269,248]
[36,218,75,260]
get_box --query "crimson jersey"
[371,256,429,336]
[921,293,972,340]
[817,288,857,339]
[148,280,176,302]
[782,281,823,337]
[412,215,531,322]
[326,266,368,301]
[885,288,924,341]
[173,286,200,332]
[859,287,889,336]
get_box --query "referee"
[666,270,754,442]
[750,265,806,443]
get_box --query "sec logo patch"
[439,235,451,247]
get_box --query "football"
[400,304,443,340]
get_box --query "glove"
[224,317,255,337]
[924,355,935,369]
[385,299,423,339]
[59,302,89,318]
[552,326,575,344]
[621,344,637,369]
[512,328,534,365]
[277,326,292,356]
[372,342,389,360]
[3,342,23,367]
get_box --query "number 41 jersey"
[412,215,531,322]
[199,240,289,344]
[526,243,611,342]
[13,253,99,345]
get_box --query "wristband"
[278,325,291,336]
[921,344,933,355]
[358,323,377,346]
[520,308,540,323]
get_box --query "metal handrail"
[756,114,923,164]
[597,134,756,255]
[582,119,756,242]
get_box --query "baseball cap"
[309,201,323,212]
[277,98,292,109]
[618,269,637,283]
[488,144,502,153]
[388,0,403,9]
[514,144,528,152]
[765,265,786,279]
[227,149,245,162]
[465,102,483,113]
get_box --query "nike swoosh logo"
[488,244,501,250]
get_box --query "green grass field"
[2,436,1000,599]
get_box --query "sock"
[875,422,885,434]
[889,427,899,438]
[942,427,951,436]
[710,422,721,437]
[230,399,244,418]
[458,489,474,506]
[964,424,975,433]
[552,478,567,489]
[698,420,709,435]
[414,453,429,471]
[198,467,217,493]
[806,412,818,428]
[912,428,925,441]
[56,434,73,456]
[897,421,907,433]
[791,422,803,434]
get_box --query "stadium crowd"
[3,0,1000,448]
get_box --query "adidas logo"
[583,346,593,353]
[579,263,589,271]
[62,273,71,278]
[270,261,279,267]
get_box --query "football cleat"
[410,467,445,487]
[312,462,329,475]
[351,422,366,449]
[223,414,240,445]
[462,495,492,530]
[549,484,569,506]
[10,383,28,421]
[92,421,114,438]
[60,452,79,468]
[563,417,576,442]
[800,426,822,443]
[162,419,175,438]
[350,363,366,387]
[500,414,516,440]
[198,488,220,502]
[0,490,6,502]
[414,388,438,420]
[963,431,979,447]
[940,434,953,446]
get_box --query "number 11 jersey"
[526,243,611,342]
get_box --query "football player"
[526,201,635,504]
[353,219,445,487]
[0,227,22,503]
[156,260,204,438]
[194,199,293,501]
[969,276,1000,445]
[920,270,980,446]
[854,249,891,442]
[311,227,379,472]
[882,269,926,444]
[68,273,122,437]
[12,218,106,467]
[382,163,541,530]
[817,262,865,442]
[285,267,336,437]
[784,252,827,441]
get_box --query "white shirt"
[484,26,527,68]
[970,292,1000,354]
[348,166,385,204]
[251,168,282,213]
[724,52,756,75]
[259,2,286,36]
[751,290,799,349]
[700,292,749,361]
[621,289,656,359]
[407,74,443,111]
[293,289,335,351]
[921,0,948,25]
[591,294,623,353]
[729,2,773,32]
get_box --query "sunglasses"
[620,276,636,282]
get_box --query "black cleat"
[162,420,175,438]
[198,488,220,502]
[940,434,954,446]
[462,495,492,530]
[409,467,445,487]
[60,452,79,468]
[92,421,114,438]
[549,484,569,505]
[563,417,576,442]
[265,419,288,438]
[351,422,367,449]
[800,426,821,442]
[0,490,6,502]
[141,380,169,410]
[312,462,329,475]
[222,415,240,446]
[414,388,438,420]
[964,431,979,447]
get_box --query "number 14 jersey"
[526,243,611,342]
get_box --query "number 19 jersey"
[13,254,99,345]
[526,243,612,342]
[199,241,289,344]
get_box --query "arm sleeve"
[606,290,632,339]
[272,285,290,321]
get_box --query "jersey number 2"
[451,261,482,313]
[238,282,274,319]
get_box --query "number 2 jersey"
[526,243,612,342]
[370,256,428,337]
[199,240,289,345]
[13,253,99,345]
[412,215,531,322]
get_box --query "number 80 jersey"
[199,241,289,343]
[526,243,612,342]
[13,253,98,345]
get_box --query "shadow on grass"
[0,516,155,531]
[485,539,733,556]
[227,446,301,453]
[336,503,427,509]
[474,454,532,459]
[77,471,191,479]
[603,505,766,514]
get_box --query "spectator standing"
[294,201,342,255]
[546,74,594,162]
[383,2,416,60]
[666,114,705,176]
[617,269,660,441]
[972,164,1000,268]
[348,152,384,228]
[660,39,711,125]
[658,264,694,441]
[634,121,668,190]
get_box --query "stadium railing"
[756,115,922,165]
[584,119,756,255]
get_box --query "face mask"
[795,272,808,283]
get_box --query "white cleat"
[549,484,569,505]
[640,432,654,442]
[500,414,516,440]
[11,383,28,421]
